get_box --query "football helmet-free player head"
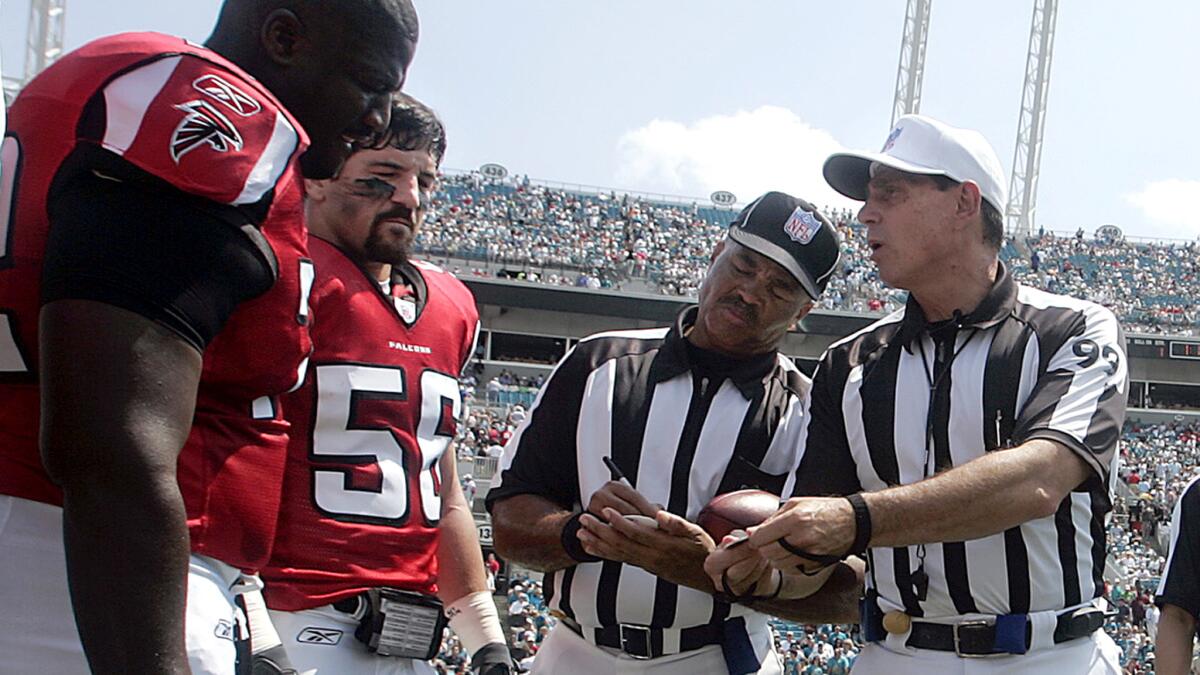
[305,93,446,276]
[207,0,420,178]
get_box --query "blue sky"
[4,1,1199,240]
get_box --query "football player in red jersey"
[258,94,512,675]
[0,1,416,673]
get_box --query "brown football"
[697,489,781,541]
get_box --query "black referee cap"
[726,191,841,300]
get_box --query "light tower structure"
[890,0,933,128]
[24,0,68,83]
[1006,0,1058,238]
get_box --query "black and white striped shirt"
[793,263,1128,619]
[1156,474,1200,619]
[487,307,809,632]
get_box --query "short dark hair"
[372,93,447,165]
[929,174,1004,251]
[212,0,419,50]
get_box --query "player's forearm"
[436,486,489,605]
[490,494,578,572]
[61,476,191,673]
[1155,604,1198,675]
[39,302,203,673]
[746,557,863,624]
[864,439,1088,547]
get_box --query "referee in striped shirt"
[714,116,1129,673]
[487,191,862,674]
[1155,474,1200,674]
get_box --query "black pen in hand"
[601,456,659,529]
[602,456,633,488]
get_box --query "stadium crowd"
[417,172,1200,335]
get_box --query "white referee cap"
[823,114,1009,214]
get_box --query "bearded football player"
[258,94,512,675]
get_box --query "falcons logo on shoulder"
[170,100,244,163]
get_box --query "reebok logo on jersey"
[170,100,243,163]
[297,627,343,645]
[193,74,262,117]
[213,619,235,642]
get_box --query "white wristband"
[445,591,506,655]
[239,587,283,654]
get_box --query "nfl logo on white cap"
[783,207,821,245]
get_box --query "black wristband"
[470,642,515,675]
[845,493,872,555]
[561,511,602,563]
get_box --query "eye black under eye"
[351,178,395,198]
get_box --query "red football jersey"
[0,33,313,571]
[261,237,480,611]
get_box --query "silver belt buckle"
[952,620,1003,659]
[618,624,654,660]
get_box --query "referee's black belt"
[559,616,724,659]
[864,604,1107,657]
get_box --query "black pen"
[602,456,632,487]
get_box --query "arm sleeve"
[1156,478,1200,620]
[42,145,276,351]
[81,54,302,207]
[1014,305,1128,481]
[791,350,863,498]
[484,347,592,512]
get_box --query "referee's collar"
[651,306,788,398]
[896,260,1017,348]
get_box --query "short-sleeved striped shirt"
[793,262,1128,619]
[1157,474,1200,620]
[487,307,809,633]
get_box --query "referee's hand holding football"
[748,496,857,573]
[705,531,773,597]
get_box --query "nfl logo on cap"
[783,207,821,245]
[881,126,902,152]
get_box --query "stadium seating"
[419,172,1200,335]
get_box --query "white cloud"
[614,106,858,211]
[1124,179,1200,240]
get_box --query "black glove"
[250,644,299,675]
[471,642,517,675]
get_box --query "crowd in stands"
[1013,229,1200,335]
[770,621,859,674]
[418,172,1200,336]
[484,370,544,409]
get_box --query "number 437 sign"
[477,524,493,545]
